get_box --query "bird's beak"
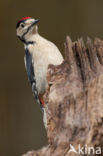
[32,19,40,25]
[28,19,40,31]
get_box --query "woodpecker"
[16,17,64,126]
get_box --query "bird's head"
[16,17,39,42]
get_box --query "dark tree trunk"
[23,37,103,156]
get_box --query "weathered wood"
[23,36,103,156]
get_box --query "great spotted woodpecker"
[16,17,64,127]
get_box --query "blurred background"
[0,0,103,156]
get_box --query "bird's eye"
[20,23,25,28]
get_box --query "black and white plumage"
[24,46,44,111]
[16,17,64,127]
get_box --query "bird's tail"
[32,82,47,128]
[35,96,47,128]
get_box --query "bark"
[23,37,103,156]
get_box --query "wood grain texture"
[23,36,103,156]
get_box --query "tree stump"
[23,36,103,156]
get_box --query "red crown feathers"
[18,16,32,22]
[16,17,32,28]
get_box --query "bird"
[16,17,64,127]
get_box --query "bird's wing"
[25,48,35,85]
[24,48,43,110]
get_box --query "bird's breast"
[33,59,48,95]
[27,37,63,95]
